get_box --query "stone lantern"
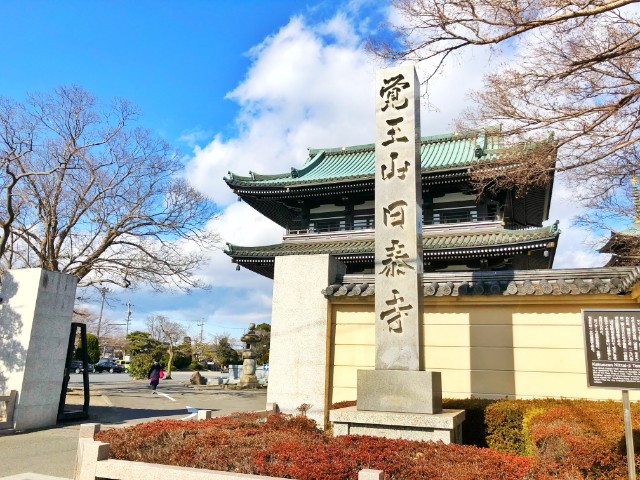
[238,323,260,388]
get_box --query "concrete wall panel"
[0,269,78,431]
[334,324,375,345]
[333,345,375,367]
[329,295,640,403]
[268,255,344,426]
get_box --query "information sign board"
[582,309,640,389]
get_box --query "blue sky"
[1,1,606,344]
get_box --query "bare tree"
[0,97,63,267]
[4,85,218,291]
[370,1,640,199]
[72,306,123,340]
[146,314,185,379]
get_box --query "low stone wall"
[74,421,384,480]
[331,405,465,444]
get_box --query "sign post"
[582,309,639,480]
[623,389,637,480]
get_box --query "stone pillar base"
[238,375,259,388]
[357,370,442,414]
[330,406,465,444]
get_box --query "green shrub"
[484,399,567,455]
[522,407,545,457]
[189,360,203,370]
[172,351,192,369]
[75,333,100,364]
[128,353,155,379]
[485,400,530,455]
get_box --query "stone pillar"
[358,64,442,415]
[267,254,344,427]
[0,268,78,430]
[374,64,424,371]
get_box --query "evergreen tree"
[75,333,100,364]
[126,331,163,357]
[214,336,241,366]
[255,323,271,365]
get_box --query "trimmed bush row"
[96,412,535,480]
[485,398,640,479]
[98,398,640,479]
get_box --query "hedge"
[484,398,640,479]
[96,412,537,480]
[97,399,640,479]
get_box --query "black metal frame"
[57,322,90,421]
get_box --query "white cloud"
[216,202,284,247]
[548,175,608,268]
[193,202,283,290]
[186,16,376,207]
[178,128,213,148]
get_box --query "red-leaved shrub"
[97,412,543,479]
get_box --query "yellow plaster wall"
[329,295,640,404]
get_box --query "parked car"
[117,359,131,373]
[69,360,94,374]
[94,359,124,373]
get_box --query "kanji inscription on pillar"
[375,65,423,371]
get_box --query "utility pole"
[197,318,205,359]
[124,302,133,337]
[96,287,110,341]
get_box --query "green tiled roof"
[600,223,640,253]
[225,130,501,188]
[618,223,640,236]
[225,224,559,258]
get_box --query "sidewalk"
[0,387,267,479]
[0,390,112,479]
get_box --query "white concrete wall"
[0,268,78,430]
[267,255,343,427]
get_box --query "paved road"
[0,371,267,479]
[67,369,231,385]
[76,371,266,426]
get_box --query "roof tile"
[225,225,559,258]
[226,131,501,187]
